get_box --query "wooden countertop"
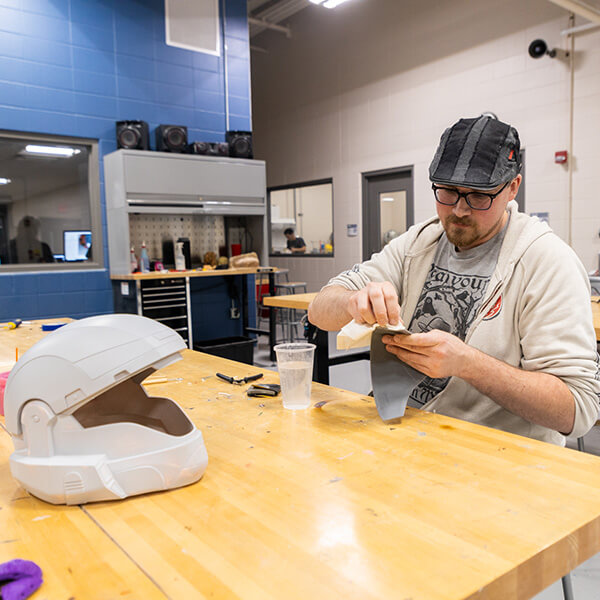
[111,267,276,281]
[264,295,600,342]
[0,318,73,369]
[2,323,600,598]
[262,291,317,310]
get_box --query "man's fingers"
[368,286,390,326]
[382,284,400,325]
[385,344,429,372]
[349,283,400,326]
[382,332,439,347]
[353,291,376,324]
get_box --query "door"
[362,167,414,261]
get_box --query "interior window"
[269,180,333,256]
[0,131,102,271]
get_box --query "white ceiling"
[247,0,600,42]
[248,0,314,39]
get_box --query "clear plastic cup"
[274,343,316,409]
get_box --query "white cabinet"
[104,150,267,275]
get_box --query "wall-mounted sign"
[530,212,549,225]
[347,224,358,237]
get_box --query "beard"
[443,216,481,248]
[442,211,507,249]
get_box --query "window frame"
[268,177,334,258]
[0,130,103,273]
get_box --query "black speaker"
[116,120,150,150]
[190,141,229,156]
[226,130,253,159]
[156,125,188,153]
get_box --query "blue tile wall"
[0,0,251,322]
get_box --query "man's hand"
[382,328,576,434]
[382,329,473,379]
[348,281,401,327]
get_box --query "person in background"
[308,114,600,446]
[284,228,306,254]
[78,233,92,260]
[9,215,54,263]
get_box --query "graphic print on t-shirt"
[410,264,490,340]
[408,263,491,406]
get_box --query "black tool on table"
[247,383,281,397]
[216,372,263,385]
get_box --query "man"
[78,233,92,260]
[284,228,306,253]
[308,115,600,445]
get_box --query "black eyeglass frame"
[432,181,510,211]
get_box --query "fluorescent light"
[381,196,395,202]
[24,145,81,157]
[323,0,353,7]
[311,0,353,6]
[0,177,11,185]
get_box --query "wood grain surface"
[0,319,73,369]
[0,430,165,598]
[84,352,600,599]
[262,292,316,311]
[2,323,600,598]
[111,267,271,281]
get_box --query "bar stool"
[255,273,271,324]
[275,281,308,342]
[275,268,289,283]
[256,269,291,330]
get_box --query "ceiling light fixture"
[0,177,11,185]
[310,0,354,8]
[323,0,351,7]
[23,145,81,157]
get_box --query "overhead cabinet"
[104,149,267,275]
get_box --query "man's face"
[436,175,521,250]
[285,232,295,241]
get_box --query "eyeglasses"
[432,181,509,211]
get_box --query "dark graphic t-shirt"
[407,222,508,407]
[287,237,306,250]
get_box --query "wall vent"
[165,0,220,56]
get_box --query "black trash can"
[194,336,256,365]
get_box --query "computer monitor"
[64,230,91,261]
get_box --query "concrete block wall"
[251,0,600,292]
[0,0,250,320]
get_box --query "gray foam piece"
[370,328,426,421]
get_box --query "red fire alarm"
[555,150,568,164]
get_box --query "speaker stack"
[155,125,188,153]
[116,120,150,150]
[114,120,254,160]
[226,130,253,159]
[189,141,230,156]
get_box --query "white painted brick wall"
[253,0,600,285]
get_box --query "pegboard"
[129,214,226,264]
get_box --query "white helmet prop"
[4,314,208,505]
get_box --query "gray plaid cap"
[429,116,522,191]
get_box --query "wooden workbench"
[263,292,367,384]
[262,291,316,311]
[109,266,267,281]
[2,322,600,598]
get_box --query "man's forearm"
[307,285,354,331]
[459,347,576,434]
